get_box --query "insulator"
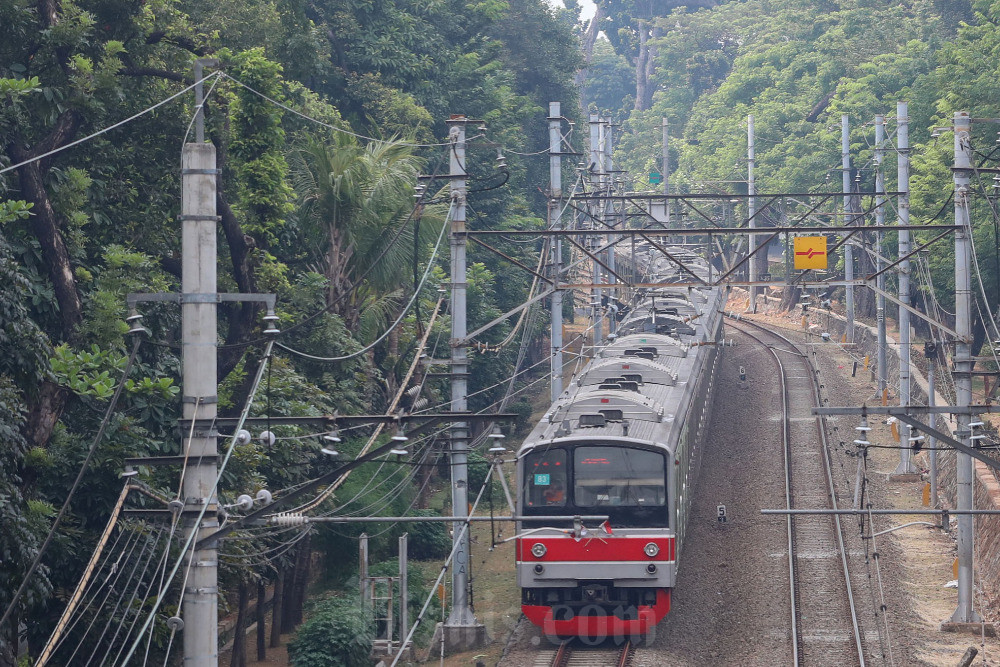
[271,513,307,527]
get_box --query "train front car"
[515,252,722,642]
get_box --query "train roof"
[598,333,687,359]
[576,356,678,387]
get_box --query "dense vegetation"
[5,0,1000,663]
[582,0,1000,350]
[0,0,579,662]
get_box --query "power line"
[273,202,452,363]
[0,336,143,632]
[220,73,451,148]
[118,339,275,665]
[0,73,222,177]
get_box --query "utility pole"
[549,102,563,402]
[927,345,940,526]
[841,115,855,341]
[603,119,617,337]
[182,60,220,667]
[662,118,670,224]
[874,114,888,395]
[589,114,603,346]
[748,114,757,310]
[444,115,485,650]
[895,102,918,475]
[951,110,980,624]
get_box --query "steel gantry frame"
[140,93,995,665]
[462,108,994,633]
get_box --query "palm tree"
[290,133,437,333]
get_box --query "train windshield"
[573,446,665,507]
[522,448,568,508]
[521,445,668,527]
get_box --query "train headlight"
[643,542,660,558]
[531,543,547,558]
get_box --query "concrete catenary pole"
[181,131,219,667]
[549,102,564,402]
[928,356,940,524]
[841,115,855,341]
[603,119,617,337]
[589,114,603,346]
[445,116,479,639]
[951,111,980,623]
[874,114,888,394]
[895,102,918,475]
[398,534,408,649]
[748,114,758,310]
[662,118,670,224]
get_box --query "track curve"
[727,315,865,666]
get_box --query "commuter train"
[515,242,725,640]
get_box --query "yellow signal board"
[793,236,828,270]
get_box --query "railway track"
[728,316,866,666]
[531,640,632,667]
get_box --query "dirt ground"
[749,302,1000,665]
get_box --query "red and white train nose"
[516,531,675,638]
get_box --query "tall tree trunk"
[10,114,83,450]
[24,381,68,453]
[269,570,284,648]
[12,150,83,342]
[280,561,297,633]
[634,22,649,111]
[643,24,661,110]
[217,192,263,381]
[289,533,312,628]
[230,579,250,667]
[575,4,605,89]
[256,578,267,661]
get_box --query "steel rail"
[727,320,800,665]
[549,639,632,667]
[730,317,866,666]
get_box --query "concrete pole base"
[887,472,921,483]
[940,621,993,637]
[435,621,488,654]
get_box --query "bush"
[510,398,533,434]
[288,596,373,667]
[406,508,451,560]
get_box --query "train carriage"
[514,247,724,640]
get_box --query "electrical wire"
[274,203,451,362]
[61,525,155,666]
[0,73,222,177]
[179,72,224,151]
[44,524,142,662]
[118,339,275,665]
[0,336,143,632]
[389,463,496,667]
[34,483,133,666]
[220,73,450,148]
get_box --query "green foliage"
[288,596,374,667]
[225,48,295,248]
[406,509,452,560]
[0,0,582,650]
[0,76,40,97]
[50,344,124,399]
[584,39,633,117]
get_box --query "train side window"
[523,449,567,507]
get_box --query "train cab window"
[573,446,665,507]
[523,449,567,507]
